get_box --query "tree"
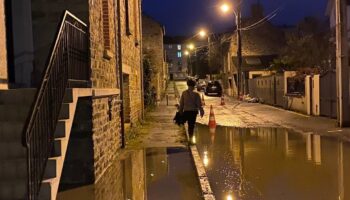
[272,17,333,72]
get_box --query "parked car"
[205,81,222,96]
[196,79,207,91]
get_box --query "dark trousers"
[184,111,198,138]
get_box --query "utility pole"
[236,5,242,98]
[335,0,350,127]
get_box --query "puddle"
[194,124,350,200]
[57,147,202,200]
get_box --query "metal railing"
[23,11,89,199]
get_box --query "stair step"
[0,180,26,200]
[54,120,66,139]
[0,142,26,159]
[0,89,36,105]
[51,140,62,157]
[58,103,70,120]
[0,105,31,121]
[63,89,74,103]
[0,121,24,142]
[39,181,52,200]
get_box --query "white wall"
[312,75,320,116]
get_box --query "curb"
[185,128,216,200]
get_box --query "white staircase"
[0,88,90,200]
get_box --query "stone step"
[0,142,26,159]
[0,105,31,122]
[0,89,36,105]
[58,103,70,120]
[54,120,67,139]
[0,121,24,142]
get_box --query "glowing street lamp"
[187,43,195,50]
[199,30,207,38]
[184,50,190,56]
[220,3,230,13]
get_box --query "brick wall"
[120,0,143,125]
[0,0,7,89]
[142,15,166,100]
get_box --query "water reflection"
[195,124,350,200]
[57,148,201,200]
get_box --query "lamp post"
[221,2,242,99]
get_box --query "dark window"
[125,0,131,35]
[102,0,110,50]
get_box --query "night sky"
[143,0,329,36]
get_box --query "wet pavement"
[194,124,350,200]
[57,147,202,200]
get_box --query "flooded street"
[57,148,202,200]
[195,124,350,200]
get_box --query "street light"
[220,1,242,99]
[187,43,195,50]
[199,29,207,38]
[184,50,190,56]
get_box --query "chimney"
[251,2,264,19]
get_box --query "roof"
[163,36,189,44]
[228,18,285,57]
[232,55,278,71]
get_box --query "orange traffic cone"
[220,95,225,106]
[208,105,216,128]
[202,94,206,106]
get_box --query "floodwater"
[57,147,202,200]
[194,124,350,200]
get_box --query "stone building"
[164,36,188,80]
[0,0,143,199]
[142,14,167,101]
[221,3,285,97]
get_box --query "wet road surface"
[57,147,202,200]
[195,124,350,200]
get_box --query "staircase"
[0,89,90,200]
[0,11,90,199]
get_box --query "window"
[177,52,182,58]
[177,45,181,50]
[168,45,173,49]
[125,0,131,35]
[102,0,110,49]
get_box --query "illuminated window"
[177,45,181,50]
[177,52,182,58]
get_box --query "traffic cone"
[208,105,216,128]
[202,94,206,106]
[220,95,225,106]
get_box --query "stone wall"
[0,0,7,89]
[142,15,166,101]
[31,0,89,84]
[119,0,142,125]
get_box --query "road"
[175,81,350,141]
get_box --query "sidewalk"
[128,81,186,148]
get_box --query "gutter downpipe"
[139,0,145,120]
[115,0,125,148]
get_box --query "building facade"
[142,14,167,101]
[164,36,188,80]
[0,0,143,198]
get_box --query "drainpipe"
[139,0,145,120]
[115,0,125,148]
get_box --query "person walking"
[179,79,205,144]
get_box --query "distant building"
[142,14,167,101]
[164,36,188,80]
[221,3,285,96]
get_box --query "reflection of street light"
[203,151,209,167]
[220,1,242,98]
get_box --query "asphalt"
[174,81,350,142]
